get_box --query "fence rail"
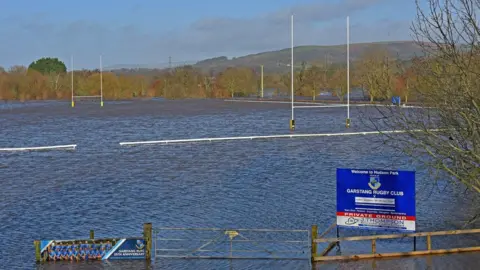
[312,226,480,262]
[154,227,308,232]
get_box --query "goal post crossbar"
[72,95,102,98]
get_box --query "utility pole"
[260,65,264,98]
[324,53,330,93]
[71,55,74,108]
[100,55,104,107]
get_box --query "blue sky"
[0,0,420,69]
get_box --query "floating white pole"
[346,16,351,128]
[224,99,430,108]
[294,105,366,109]
[119,129,441,147]
[290,14,295,131]
[293,104,428,109]
[100,55,104,107]
[225,99,322,105]
[71,55,74,108]
[0,144,77,152]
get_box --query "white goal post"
[70,55,104,107]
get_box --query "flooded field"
[0,99,479,269]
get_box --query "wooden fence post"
[34,240,41,263]
[144,223,152,261]
[311,225,318,262]
[427,234,432,251]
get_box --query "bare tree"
[357,49,393,102]
[330,68,348,102]
[218,67,239,98]
[366,0,480,223]
[305,65,323,100]
[394,57,419,104]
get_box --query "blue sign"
[336,168,416,231]
[392,96,401,105]
[39,238,145,261]
[106,238,146,260]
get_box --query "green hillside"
[108,41,425,74]
[191,41,424,73]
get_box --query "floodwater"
[0,99,479,270]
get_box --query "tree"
[104,73,121,99]
[149,75,166,97]
[6,66,28,101]
[281,72,291,94]
[26,69,49,100]
[330,68,348,102]
[131,75,147,97]
[166,66,202,98]
[28,57,66,75]
[279,62,309,97]
[261,73,284,97]
[201,75,213,98]
[0,72,10,100]
[304,65,323,100]
[295,62,308,96]
[357,50,393,102]
[233,67,257,97]
[368,0,480,223]
[217,68,241,98]
[394,59,419,104]
[9,65,27,74]
[29,58,67,99]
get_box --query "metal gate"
[153,227,311,260]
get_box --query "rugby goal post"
[71,55,104,107]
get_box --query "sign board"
[40,237,145,261]
[107,238,146,260]
[336,168,416,231]
[392,96,401,105]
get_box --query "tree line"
[0,50,423,103]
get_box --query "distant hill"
[108,41,425,74]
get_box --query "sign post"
[336,168,416,231]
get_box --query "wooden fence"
[311,225,480,262]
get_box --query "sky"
[0,0,421,69]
